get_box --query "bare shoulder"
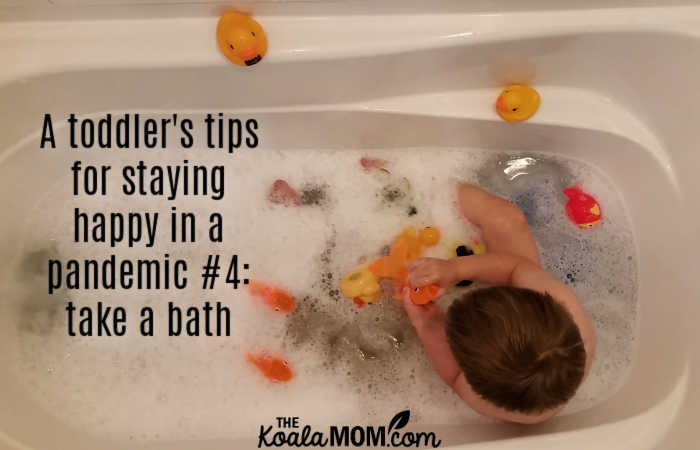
[511,261,597,374]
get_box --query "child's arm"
[407,253,528,288]
[401,296,461,386]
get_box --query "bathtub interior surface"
[1,10,699,450]
[0,111,665,449]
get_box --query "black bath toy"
[454,244,473,287]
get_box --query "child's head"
[446,286,586,414]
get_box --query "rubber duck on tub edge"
[496,84,540,122]
[216,11,268,67]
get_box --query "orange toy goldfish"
[396,266,441,305]
[563,186,602,229]
[246,353,294,382]
[247,281,296,313]
[408,284,441,305]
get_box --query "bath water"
[0,143,637,442]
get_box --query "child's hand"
[406,258,456,288]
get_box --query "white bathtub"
[1,3,699,449]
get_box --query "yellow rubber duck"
[495,85,540,122]
[341,267,381,305]
[216,11,268,67]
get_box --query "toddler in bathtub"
[403,183,596,424]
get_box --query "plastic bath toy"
[360,157,388,170]
[393,226,425,258]
[419,226,441,246]
[453,243,474,287]
[563,186,602,229]
[247,353,294,382]
[268,179,301,206]
[409,284,441,305]
[216,11,268,67]
[360,157,387,169]
[247,281,296,313]
[364,226,442,305]
[369,226,423,281]
[496,85,540,122]
[340,267,381,306]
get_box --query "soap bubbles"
[2,145,637,441]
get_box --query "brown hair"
[446,286,586,414]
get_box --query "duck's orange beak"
[239,46,259,61]
[496,94,507,112]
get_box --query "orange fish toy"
[247,281,296,313]
[563,186,602,229]
[247,353,294,382]
[408,283,441,305]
